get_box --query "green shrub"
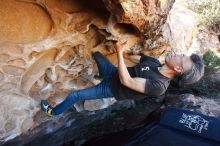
[188,0,220,27]
[203,50,220,71]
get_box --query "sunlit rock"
[0,0,219,144]
[0,0,53,44]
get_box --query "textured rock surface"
[0,0,219,144]
[162,0,220,55]
[163,94,220,117]
[0,0,53,44]
[2,99,162,146]
[0,70,219,146]
[0,0,110,141]
[103,0,173,32]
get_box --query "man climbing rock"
[41,41,204,116]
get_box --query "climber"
[41,41,204,116]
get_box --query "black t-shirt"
[111,54,170,100]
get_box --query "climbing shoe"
[41,100,53,116]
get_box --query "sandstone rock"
[21,48,58,94]
[0,0,53,44]
[0,54,10,63]
[21,118,34,133]
[162,0,220,55]
[45,0,84,13]
[162,1,197,54]
[0,91,36,142]
[0,0,219,143]
[103,0,148,31]
[7,59,26,67]
[0,71,4,81]
[103,0,174,32]
[2,65,25,76]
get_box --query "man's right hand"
[114,41,127,54]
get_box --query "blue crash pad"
[125,108,220,146]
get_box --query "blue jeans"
[52,52,117,115]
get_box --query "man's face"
[165,52,193,74]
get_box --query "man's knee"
[92,51,101,56]
[92,51,104,60]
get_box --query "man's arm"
[115,42,147,94]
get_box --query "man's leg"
[41,78,113,116]
[92,52,117,78]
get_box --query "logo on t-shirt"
[141,66,150,71]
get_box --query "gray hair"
[172,54,205,87]
[180,54,205,85]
